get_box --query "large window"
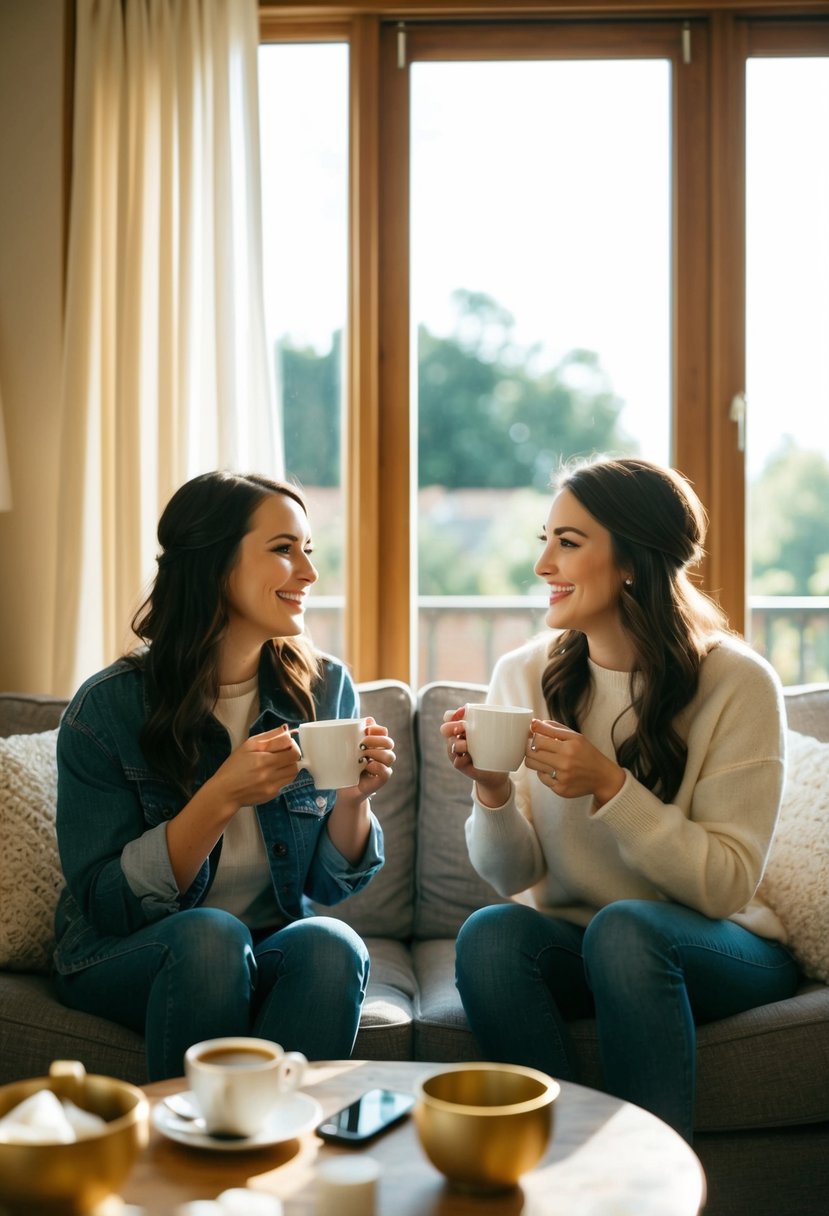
[411,56,671,683]
[745,48,829,683]
[257,41,349,659]
[258,6,829,688]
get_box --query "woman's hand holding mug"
[440,704,533,808]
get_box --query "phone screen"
[317,1087,415,1143]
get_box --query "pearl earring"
[624,578,633,586]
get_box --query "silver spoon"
[162,1092,247,1140]
[163,1091,202,1121]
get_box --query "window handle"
[729,391,747,452]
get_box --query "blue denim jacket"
[53,649,384,975]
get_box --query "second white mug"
[464,703,533,773]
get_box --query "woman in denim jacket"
[53,471,394,1081]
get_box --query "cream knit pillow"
[0,730,62,971]
[759,729,829,983]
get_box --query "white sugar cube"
[0,1090,76,1144]
[218,1190,284,1216]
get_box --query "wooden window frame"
[259,2,828,684]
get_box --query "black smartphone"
[316,1087,416,1145]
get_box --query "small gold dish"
[413,1062,559,1193]
[0,1060,149,1215]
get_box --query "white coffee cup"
[184,1037,306,1137]
[464,703,533,773]
[298,718,366,790]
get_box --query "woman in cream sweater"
[441,456,799,1143]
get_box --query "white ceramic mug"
[298,718,366,790]
[184,1037,306,1137]
[464,703,533,773]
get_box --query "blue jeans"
[54,908,370,1081]
[455,900,800,1142]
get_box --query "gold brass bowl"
[413,1062,560,1193]
[0,1061,149,1215]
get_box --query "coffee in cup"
[464,703,533,773]
[298,718,366,790]
[184,1037,306,1138]
[194,1045,276,1068]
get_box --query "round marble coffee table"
[120,1059,705,1216]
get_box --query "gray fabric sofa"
[1,681,828,1215]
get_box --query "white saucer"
[152,1090,323,1152]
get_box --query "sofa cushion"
[411,938,475,1062]
[759,729,829,983]
[413,682,511,939]
[0,730,62,972]
[694,984,829,1131]
[0,972,147,1087]
[312,680,417,941]
[353,937,417,1062]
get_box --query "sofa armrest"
[0,693,67,738]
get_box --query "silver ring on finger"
[549,769,557,781]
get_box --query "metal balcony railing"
[305,596,829,688]
[747,597,829,687]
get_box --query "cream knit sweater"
[466,633,789,942]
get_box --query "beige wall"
[0,1,66,692]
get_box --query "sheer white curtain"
[55,0,279,695]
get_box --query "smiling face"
[535,488,633,667]
[222,492,318,674]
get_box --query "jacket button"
[272,842,289,857]
[315,796,327,809]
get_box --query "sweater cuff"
[592,769,666,839]
[469,785,524,844]
[472,779,514,813]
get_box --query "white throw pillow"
[759,729,829,983]
[0,730,62,971]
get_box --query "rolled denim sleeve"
[307,809,385,904]
[120,823,179,919]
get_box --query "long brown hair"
[540,457,729,802]
[128,471,322,795]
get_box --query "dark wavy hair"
[127,471,322,795]
[540,456,729,802]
